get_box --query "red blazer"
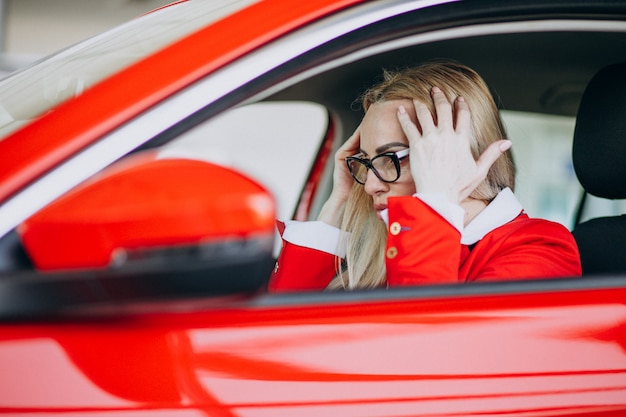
[269,196,582,292]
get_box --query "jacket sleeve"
[267,221,340,292]
[385,196,463,286]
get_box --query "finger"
[412,99,435,135]
[454,96,471,134]
[474,140,512,179]
[458,140,512,201]
[431,87,453,129]
[397,105,421,142]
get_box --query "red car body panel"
[2,286,626,415]
[0,0,363,203]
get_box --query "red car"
[1,0,626,415]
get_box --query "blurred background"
[0,0,172,77]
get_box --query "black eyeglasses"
[345,148,409,185]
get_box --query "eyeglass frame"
[345,148,410,185]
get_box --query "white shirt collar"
[462,187,523,245]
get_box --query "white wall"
[1,0,172,73]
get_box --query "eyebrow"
[360,142,409,156]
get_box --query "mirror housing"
[19,151,275,271]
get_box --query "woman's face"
[359,99,417,216]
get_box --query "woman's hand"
[317,126,361,226]
[396,87,511,205]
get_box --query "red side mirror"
[18,151,275,271]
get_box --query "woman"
[269,61,581,291]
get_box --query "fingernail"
[457,96,465,102]
[432,86,441,94]
[398,105,406,114]
[500,140,513,151]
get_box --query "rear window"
[160,101,329,226]
[503,110,626,229]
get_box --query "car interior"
[571,62,626,275]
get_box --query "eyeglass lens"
[348,154,400,184]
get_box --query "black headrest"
[573,62,626,199]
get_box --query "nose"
[363,169,388,196]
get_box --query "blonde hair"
[328,61,515,290]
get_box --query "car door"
[1,0,626,415]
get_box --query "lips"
[374,204,389,224]
[374,203,388,221]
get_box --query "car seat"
[572,62,626,275]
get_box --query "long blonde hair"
[328,61,515,290]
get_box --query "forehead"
[360,100,415,154]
